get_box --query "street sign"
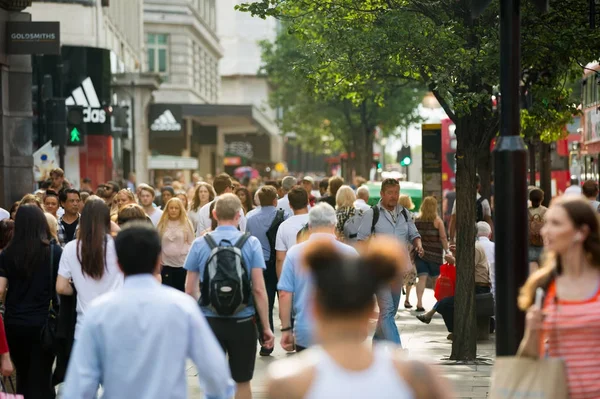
[6,22,60,55]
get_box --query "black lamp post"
[474,0,548,356]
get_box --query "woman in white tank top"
[267,236,450,399]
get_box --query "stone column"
[0,10,34,208]
[112,73,160,185]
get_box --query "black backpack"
[476,197,485,222]
[200,233,252,316]
[301,205,409,241]
[265,210,285,270]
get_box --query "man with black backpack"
[356,178,423,347]
[185,194,274,399]
[246,186,286,356]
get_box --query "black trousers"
[436,286,491,333]
[161,266,187,292]
[263,268,278,332]
[6,324,55,399]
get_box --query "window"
[147,33,169,80]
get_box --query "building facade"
[0,0,35,208]
[28,0,148,189]
[217,0,282,175]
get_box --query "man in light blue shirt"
[246,186,286,356]
[356,178,423,347]
[278,203,358,352]
[62,222,235,399]
[185,193,274,399]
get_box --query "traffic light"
[66,107,85,146]
[45,99,67,146]
[397,145,412,167]
[111,105,130,137]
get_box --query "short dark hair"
[161,186,175,196]
[60,188,80,205]
[529,188,544,207]
[258,186,278,206]
[213,173,233,195]
[381,178,399,192]
[106,181,120,192]
[82,177,92,184]
[582,180,599,198]
[115,222,161,276]
[40,180,51,190]
[288,187,309,211]
[265,180,280,190]
[475,174,481,186]
[328,176,344,197]
[319,178,329,191]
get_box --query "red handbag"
[434,263,456,301]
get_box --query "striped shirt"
[415,219,443,264]
[541,280,600,399]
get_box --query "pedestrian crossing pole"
[473,0,548,356]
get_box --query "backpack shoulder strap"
[204,233,218,250]
[269,209,285,231]
[476,196,485,205]
[235,232,251,249]
[401,208,409,222]
[371,205,380,234]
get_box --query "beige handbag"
[489,356,568,399]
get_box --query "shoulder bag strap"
[49,243,55,308]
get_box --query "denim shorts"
[415,256,441,277]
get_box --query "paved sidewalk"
[187,289,495,398]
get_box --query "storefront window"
[147,33,169,81]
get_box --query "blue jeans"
[373,287,402,345]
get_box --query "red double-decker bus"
[440,117,576,197]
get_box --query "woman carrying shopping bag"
[492,196,600,399]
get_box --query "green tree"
[260,29,423,178]
[238,0,600,360]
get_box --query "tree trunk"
[353,127,374,179]
[539,142,552,206]
[450,115,479,361]
[477,141,493,201]
[528,140,536,186]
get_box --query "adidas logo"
[66,77,106,124]
[151,110,182,131]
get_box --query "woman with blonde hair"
[45,212,59,243]
[398,194,418,309]
[115,189,136,210]
[188,182,216,233]
[335,185,359,238]
[518,196,600,399]
[414,196,448,312]
[156,198,194,291]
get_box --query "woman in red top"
[518,196,600,399]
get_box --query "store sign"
[6,22,60,55]
[225,141,254,159]
[149,105,183,134]
[422,124,443,215]
[65,77,106,123]
[224,157,242,166]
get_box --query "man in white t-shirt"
[354,186,371,212]
[139,186,163,226]
[275,187,309,277]
[564,178,582,196]
[448,175,493,242]
[0,207,9,221]
[195,173,246,236]
[277,176,298,218]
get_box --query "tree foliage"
[238,0,600,360]
[260,26,424,178]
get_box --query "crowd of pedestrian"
[1,168,600,398]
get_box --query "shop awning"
[148,155,198,170]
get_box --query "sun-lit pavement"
[187,288,495,398]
